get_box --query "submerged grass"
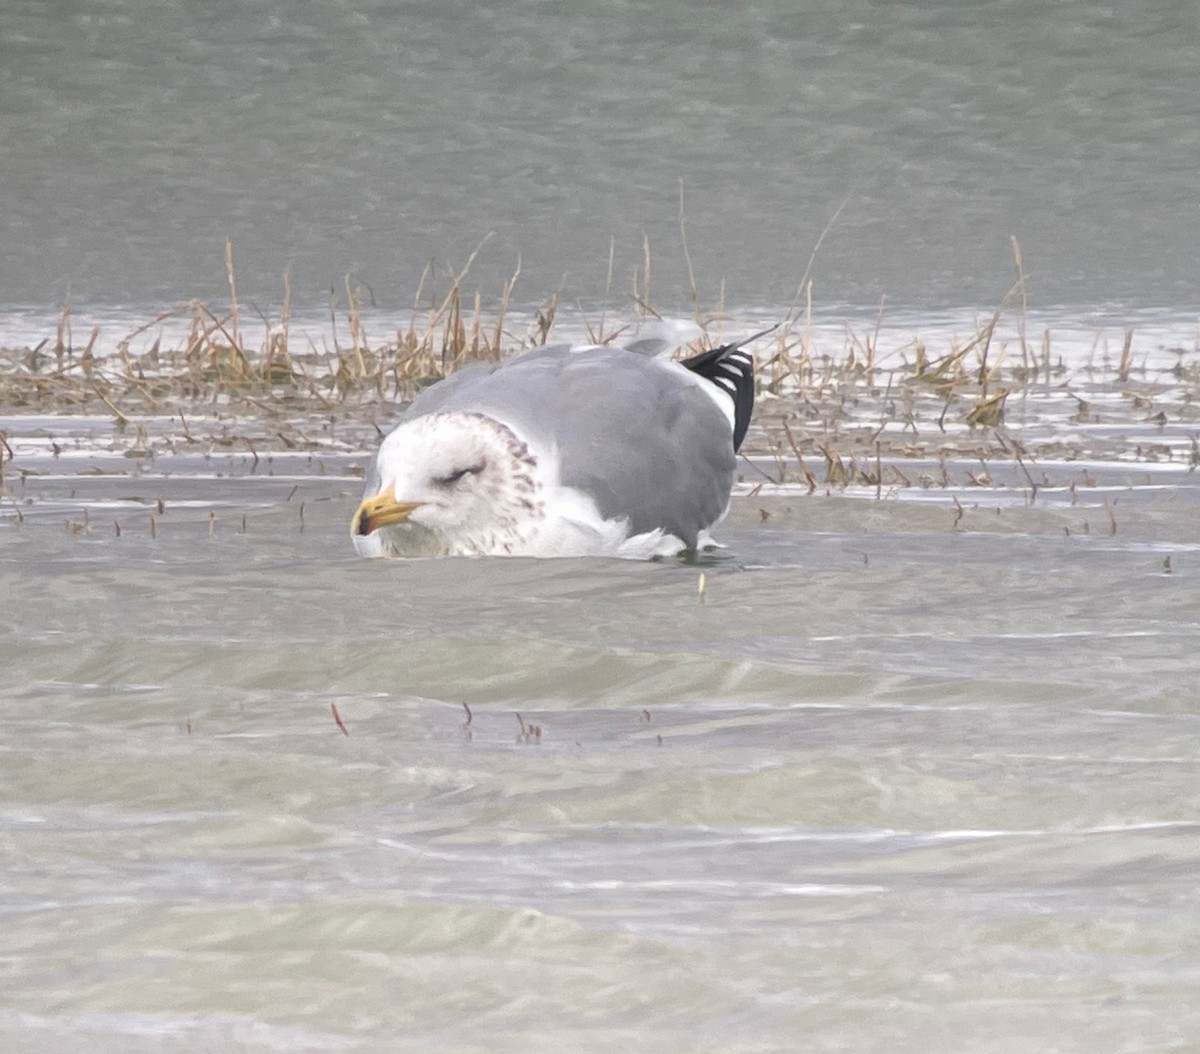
[2,241,1199,506]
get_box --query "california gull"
[351,333,764,558]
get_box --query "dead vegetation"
[1,239,1198,503]
[0,247,535,423]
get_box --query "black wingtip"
[681,327,776,452]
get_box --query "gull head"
[352,412,544,556]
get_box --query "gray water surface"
[4,0,1199,310]
[5,4,1200,1046]
[2,414,1200,1051]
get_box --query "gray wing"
[393,344,582,420]
[420,345,735,545]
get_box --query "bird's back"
[400,345,740,545]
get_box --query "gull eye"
[434,462,485,487]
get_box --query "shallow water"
[4,0,1199,309]
[6,0,1200,1042]
[3,361,1200,1051]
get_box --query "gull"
[351,331,766,558]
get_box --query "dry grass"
[2,241,1198,501]
[0,254,539,422]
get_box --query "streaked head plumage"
[352,412,543,556]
